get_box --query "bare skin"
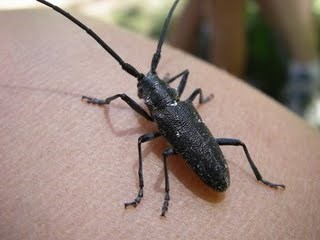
[1,7,320,240]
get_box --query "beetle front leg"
[215,138,285,189]
[82,93,153,121]
[187,88,214,104]
[161,147,176,217]
[124,132,161,208]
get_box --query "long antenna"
[36,0,144,80]
[150,0,179,73]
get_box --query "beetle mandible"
[36,0,285,217]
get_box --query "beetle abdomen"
[154,101,230,191]
[180,137,230,192]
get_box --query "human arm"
[0,8,319,239]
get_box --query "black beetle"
[36,0,285,217]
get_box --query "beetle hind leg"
[216,138,285,190]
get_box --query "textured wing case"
[154,101,230,191]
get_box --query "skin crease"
[1,6,320,240]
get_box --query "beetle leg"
[176,70,189,97]
[82,94,153,121]
[187,88,214,104]
[164,70,188,84]
[124,132,162,208]
[161,147,176,217]
[164,70,189,97]
[215,138,286,190]
[162,73,171,82]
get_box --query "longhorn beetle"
[36,0,285,217]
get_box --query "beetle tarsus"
[260,179,286,190]
[202,93,214,104]
[124,188,143,208]
[187,88,214,104]
[81,96,105,105]
[124,201,138,208]
[160,192,170,217]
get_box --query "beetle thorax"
[137,72,178,110]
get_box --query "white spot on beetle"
[170,101,177,106]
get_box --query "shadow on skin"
[102,105,155,137]
[132,117,225,204]
[152,144,226,204]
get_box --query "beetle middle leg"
[82,94,153,121]
[187,88,214,104]
[124,132,161,208]
[215,138,285,189]
[161,147,176,217]
[164,69,189,97]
